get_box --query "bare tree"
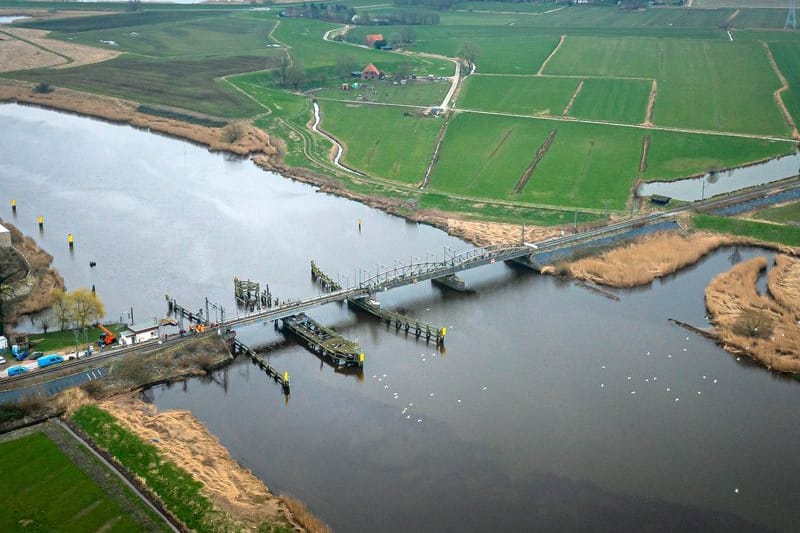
[458,41,481,72]
[278,52,291,88]
[287,58,306,92]
[37,311,53,335]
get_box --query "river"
[1,103,798,532]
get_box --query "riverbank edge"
[0,335,323,532]
[0,80,568,247]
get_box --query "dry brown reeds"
[768,254,800,316]
[282,495,332,533]
[566,232,730,288]
[706,256,800,372]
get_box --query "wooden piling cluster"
[232,339,290,394]
[233,276,272,310]
[281,313,364,368]
[310,261,342,291]
[310,261,446,345]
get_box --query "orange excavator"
[97,323,117,347]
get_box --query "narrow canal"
[1,104,798,532]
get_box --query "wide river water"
[1,104,798,532]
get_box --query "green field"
[427,112,555,199]
[0,432,147,532]
[459,75,579,116]
[568,78,652,124]
[27,323,126,353]
[320,101,442,183]
[643,131,793,181]
[751,201,800,224]
[694,214,800,246]
[769,41,800,128]
[544,35,788,135]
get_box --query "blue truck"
[37,354,64,368]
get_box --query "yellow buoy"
[283,371,290,383]
[38,215,43,227]
[68,233,74,246]
[359,353,365,364]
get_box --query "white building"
[119,320,160,345]
[0,224,11,248]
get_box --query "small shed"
[365,34,384,48]
[120,320,160,345]
[649,194,672,206]
[361,63,384,80]
[341,83,350,91]
[0,224,11,248]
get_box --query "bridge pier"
[506,254,541,271]
[432,274,467,292]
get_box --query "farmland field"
[643,131,794,181]
[427,113,555,199]
[0,431,155,532]
[320,101,442,183]
[544,35,788,135]
[316,78,450,107]
[459,75,579,116]
[568,78,652,124]
[769,41,800,127]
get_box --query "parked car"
[0,356,6,365]
[7,366,28,377]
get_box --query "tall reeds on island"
[565,232,729,288]
[705,255,800,372]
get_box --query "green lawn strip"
[655,39,787,136]
[694,214,800,246]
[517,121,642,210]
[719,8,792,29]
[459,75,579,116]
[428,112,555,199]
[769,41,800,128]
[15,10,219,33]
[7,54,270,118]
[71,405,216,531]
[644,130,793,181]
[0,432,142,532]
[455,2,557,14]
[751,201,800,224]
[26,323,125,353]
[319,100,441,183]
[568,77,651,124]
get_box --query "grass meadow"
[320,101,442,183]
[643,131,794,181]
[568,78,651,124]
[752,201,800,224]
[694,214,800,246]
[769,41,800,128]
[459,75,579,116]
[0,432,144,532]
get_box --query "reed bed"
[565,232,730,288]
[706,256,800,372]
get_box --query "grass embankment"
[562,232,731,287]
[71,404,222,531]
[694,214,800,247]
[99,395,306,533]
[752,201,800,224]
[0,431,146,532]
[705,255,800,372]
